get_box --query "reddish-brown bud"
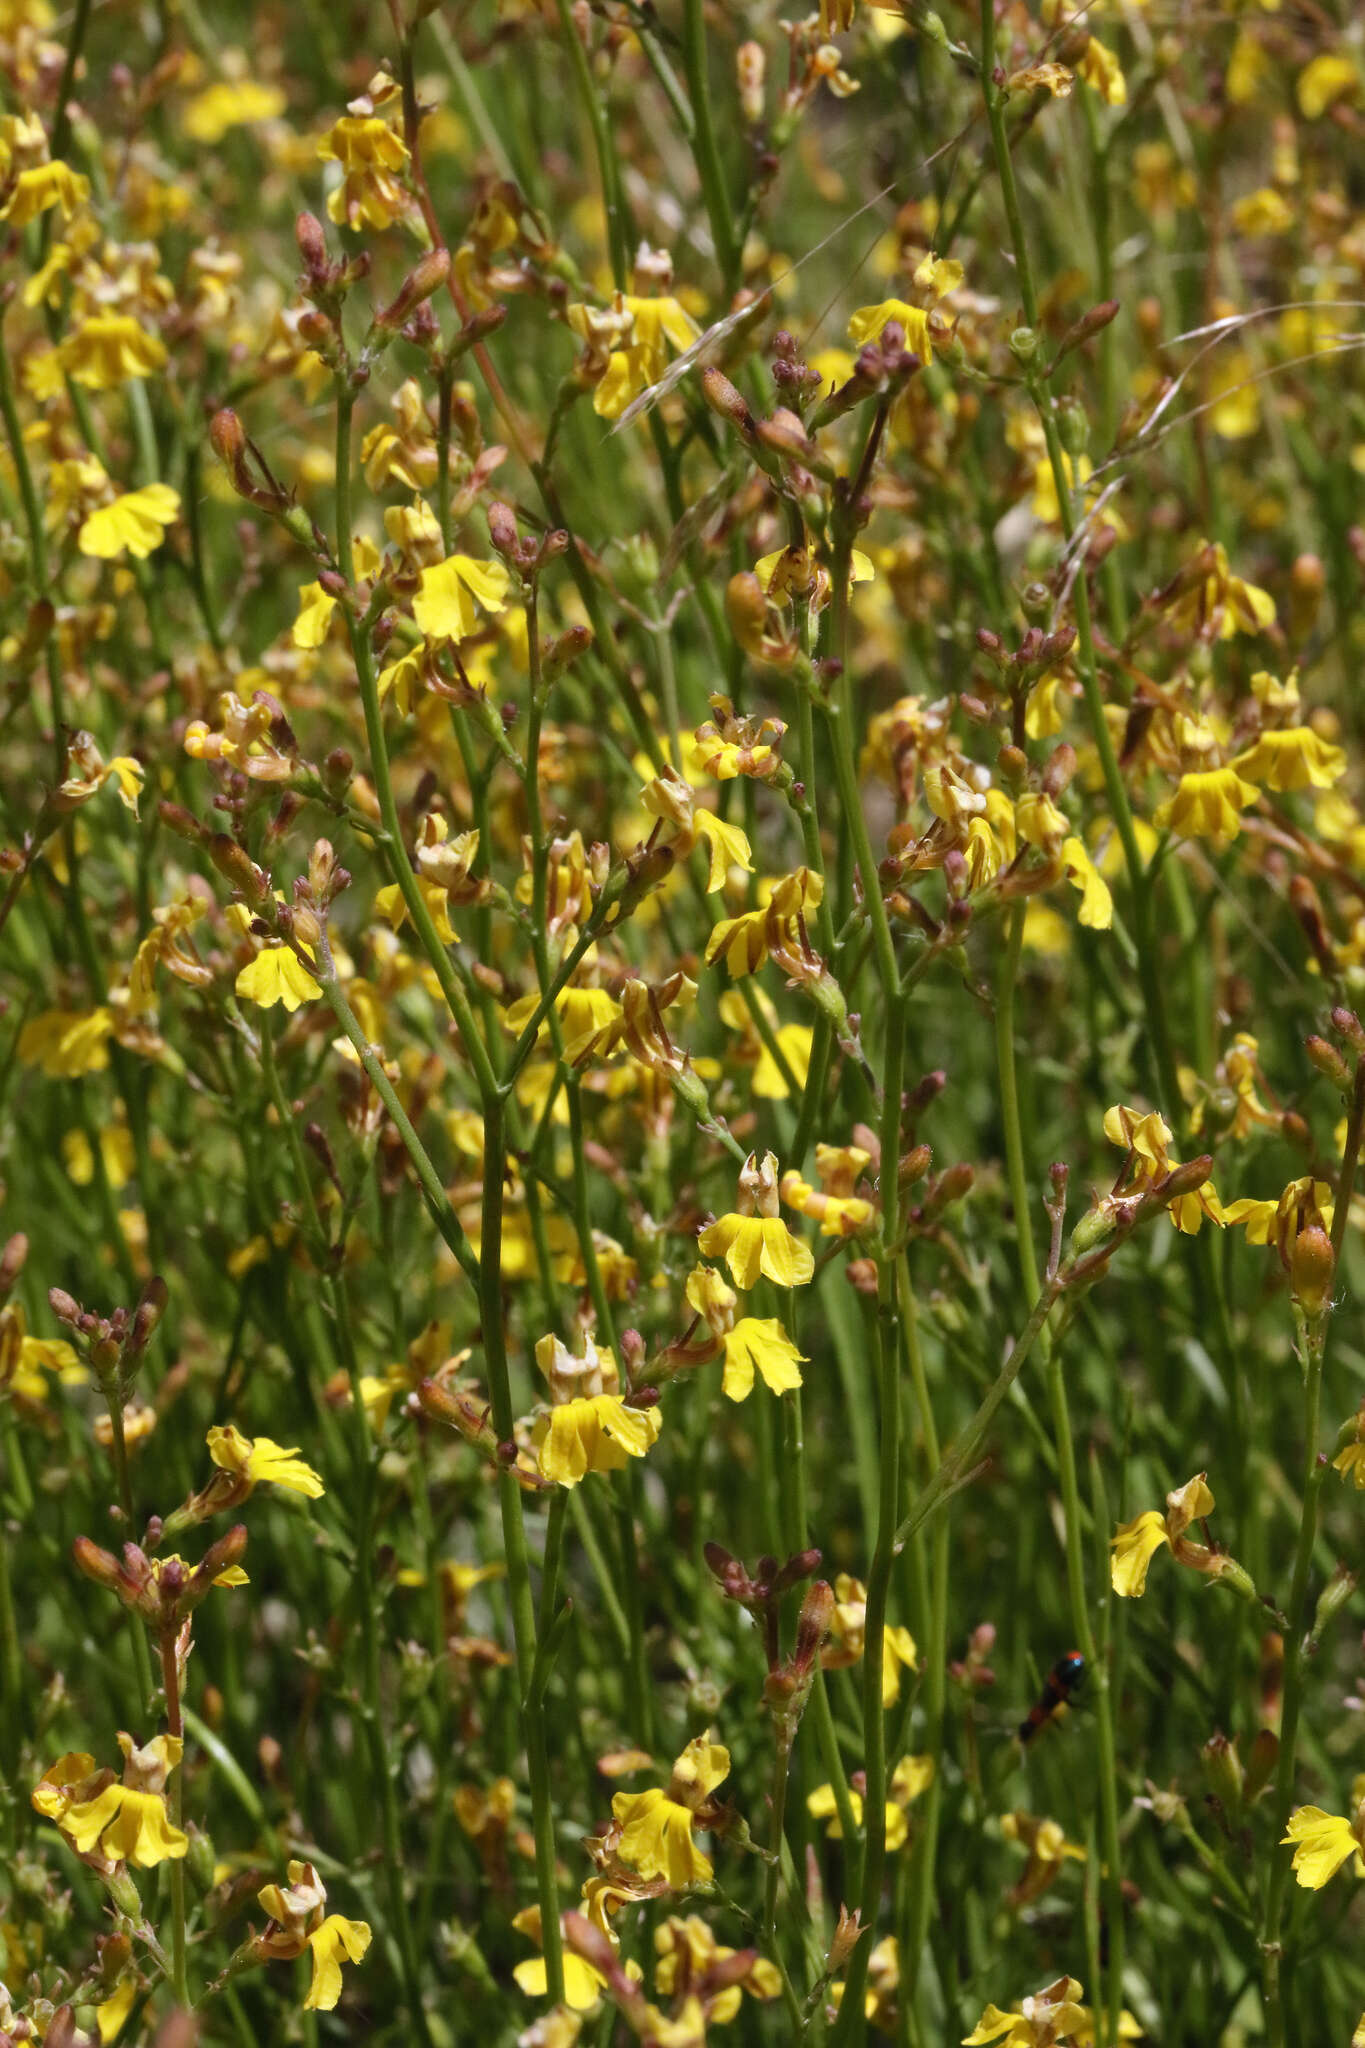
[295,211,328,273]
[376,248,451,330]
[1291,1224,1335,1320]
[209,407,246,467]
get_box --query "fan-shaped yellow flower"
[697,1211,813,1290]
[412,553,510,642]
[207,1424,324,1498]
[1281,1806,1365,1890]
[1153,768,1260,844]
[720,1317,806,1401]
[59,313,167,389]
[17,1007,114,1078]
[1108,1511,1170,1598]
[182,78,286,144]
[235,946,322,1012]
[1232,727,1346,792]
[78,485,180,561]
[317,114,410,231]
[613,1738,730,1889]
[536,1394,661,1486]
[293,581,338,649]
[60,1735,188,1869]
[0,159,89,226]
[847,298,932,360]
[303,1917,373,2010]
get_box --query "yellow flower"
[1232,727,1346,792]
[1281,1806,1364,1890]
[62,1125,135,1191]
[0,159,88,225]
[695,810,753,893]
[1109,1511,1170,1598]
[1297,52,1359,121]
[847,298,932,360]
[720,1318,806,1401]
[823,1572,918,1704]
[705,867,824,977]
[412,553,510,642]
[613,1738,730,1888]
[182,77,286,144]
[1078,38,1126,104]
[17,1007,114,1078]
[78,484,180,561]
[571,294,701,420]
[235,946,322,1012]
[59,313,167,389]
[317,113,410,231]
[61,1735,188,1869]
[96,1976,137,2043]
[697,1211,813,1290]
[304,1916,372,2010]
[962,1979,1088,2046]
[806,1782,910,1852]
[1334,1443,1365,1488]
[31,1750,100,1829]
[513,1906,616,2010]
[1110,1473,1237,1597]
[913,253,963,299]
[293,581,338,648]
[1060,837,1113,929]
[535,1394,661,1486]
[1231,188,1293,237]
[206,1424,324,1498]
[1153,768,1260,844]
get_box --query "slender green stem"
[312,952,480,1288]
[1259,1083,1362,2041]
[681,0,739,290]
[335,380,502,1110]
[1260,1309,1326,2048]
[160,1630,190,2009]
[996,905,1124,2047]
[553,0,630,288]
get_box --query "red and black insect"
[1017,1650,1086,1744]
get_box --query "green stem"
[480,1092,566,2005]
[996,907,1124,2047]
[335,379,502,1110]
[1259,1307,1326,2048]
[680,0,739,290]
[160,1631,190,2010]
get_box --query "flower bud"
[701,366,756,436]
[186,1824,218,1895]
[1288,553,1325,641]
[1008,326,1038,363]
[209,407,247,469]
[827,1905,863,1972]
[129,1276,168,1353]
[792,1580,835,1672]
[1311,1563,1357,1647]
[563,1910,617,1977]
[1305,1034,1350,1089]
[72,1536,124,1592]
[376,248,451,331]
[207,834,269,904]
[1052,298,1120,369]
[296,211,328,274]
[737,40,765,122]
[1290,1223,1334,1320]
[1055,395,1089,456]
